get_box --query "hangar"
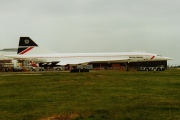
[90,61,167,70]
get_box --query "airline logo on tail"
[24,39,30,44]
[18,37,38,55]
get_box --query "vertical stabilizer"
[18,37,57,55]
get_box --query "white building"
[0,48,16,71]
[0,48,17,60]
[0,48,31,67]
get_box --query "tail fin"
[18,37,57,55]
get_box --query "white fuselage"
[8,52,172,63]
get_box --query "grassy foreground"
[0,69,179,120]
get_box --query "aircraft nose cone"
[163,57,173,60]
[168,57,173,60]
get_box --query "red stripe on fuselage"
[150,56,155,60]
[19,47,34,55]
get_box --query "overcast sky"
[0,0,179,65]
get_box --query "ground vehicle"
[53,66,65,71]
[137,66,165,71]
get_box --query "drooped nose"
[162,57,173,60]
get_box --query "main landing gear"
[125,62,130,71]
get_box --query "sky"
[0,0,179,65]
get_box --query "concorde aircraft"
[4,37,173,69]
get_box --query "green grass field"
[0,69,179,120]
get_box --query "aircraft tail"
[18,37,57,55]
